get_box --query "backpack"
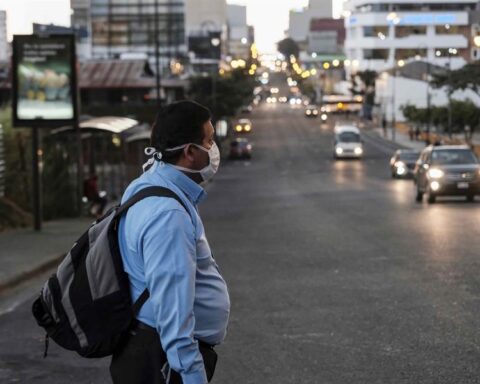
[32,186,190,358]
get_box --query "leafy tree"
[188,68,256,119]
[277,38,300,60]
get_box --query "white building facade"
[344,0,478,73]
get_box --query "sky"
[0,0,343,53]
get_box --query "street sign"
[12,34,78,128]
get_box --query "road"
[2,103,480,383]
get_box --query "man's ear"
[183,144,196,164]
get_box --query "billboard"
[12,34,78,127]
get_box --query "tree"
[188,68,256,119]
[277,38,300,60]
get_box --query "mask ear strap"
[143,147,163,173]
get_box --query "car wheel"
[467,194,475,203]
[415,188,423,203]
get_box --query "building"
[71,0,187,74]
[185,0,226,33]
[70,0,92,59]
[308,18,345,55]
[289,0,333,43]
[0,11,8,62]
[227,4,252,59]
[343,0,479,73]
[185,0,227,73]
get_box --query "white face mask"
[166,142,221,182]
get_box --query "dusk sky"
[1,0,343,53]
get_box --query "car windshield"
[431,149,478,165]
[399,152,420,161]
[337,132,360,143]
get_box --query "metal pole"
[154,0,161,107]
[426,61,431,143]
[447,55,452,139]
[392,67,397,142]
[31,127,42,231]
[75,119,84,216]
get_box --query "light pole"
[210,36,221,118]
[446,48,457,139]
[391,59,405,142]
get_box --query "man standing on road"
[111,100,230,384]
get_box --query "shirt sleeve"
[141,208,207,384]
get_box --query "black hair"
[150,100,211,164]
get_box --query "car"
[229,138,252,159]
[240,105,253,114]
[414,145,480,204]
[390,150,420,178]
[333,125,363,159]
[234,119,252,133]
[305,105,319,118]
[320,111,328,123]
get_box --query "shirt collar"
[156,162,206,205]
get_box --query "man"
[111,100,230,384]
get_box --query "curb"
[0,253,64,295]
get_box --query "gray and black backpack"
[32,186,189,358]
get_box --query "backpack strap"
[115,186,191,220]
[114,186,193,316]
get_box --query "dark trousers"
[110,321,217,384]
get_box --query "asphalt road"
[2,103,480,383]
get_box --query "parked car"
[305,105,319,118]
[333,125,363,159]
[390,150,420,178]
[234,119,252,133]
[414,145,480,203]
[229,138,252,159]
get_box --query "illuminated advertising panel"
[12,34,78,127]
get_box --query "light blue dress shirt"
[118,161,230,384]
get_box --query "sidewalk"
[372,127,426,151]
[0,218,93,293]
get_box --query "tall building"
[0,11,8,62]
[71,0,92,59]
[227,4,251,59]
[71,0,186,70]
[185,0,227,72]
[185,0,226,33]
[289,0,333,43]
[343,0,478,73]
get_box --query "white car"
[334,125,363,159]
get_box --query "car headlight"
[430,181,441,191]
[306,110,311,115]
[313,110,318,115]
[336,147,344,155]
[428,168,444,179]
[321,114,328,121]
[354,147,363,155]
[395,161,406,169]
[235,125,242,132]
[244,125,251,131]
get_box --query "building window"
[396,26,427,38]
[435,25,460,35]
[434,48,460,57]
[395,49,427,60]
[363,26,389,39]
[364,49,389,60]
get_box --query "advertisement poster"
[12,34,78,127]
